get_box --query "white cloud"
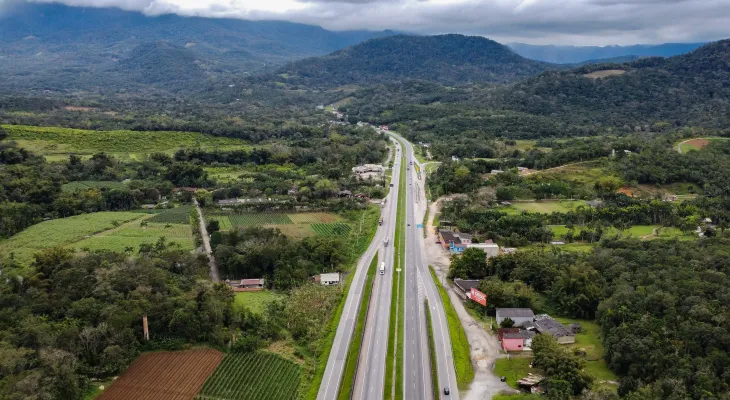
[19,0,730,45]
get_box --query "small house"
[319,273,341,286]
[225,278,265,292]
[438,229,473,254]
[453,279,481,299]
[338,190,352,198]
[526,315,576,344]
[496,308,535,327]
[491,169,504,175]
[502,332,526,351]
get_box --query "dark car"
[444,387,450,395]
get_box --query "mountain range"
[0,3,393,92]
[509,42,707,64]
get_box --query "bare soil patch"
[684,138,710,150]
[97,349,223,400]
[583,69,626,79]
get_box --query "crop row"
[196,352,300,400]
[149,205,193,224]
[311,223,351,238]
[227,213,293,226]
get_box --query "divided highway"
[317,139,403,400]
[318,130,459,400]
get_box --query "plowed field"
[97,349,223,400]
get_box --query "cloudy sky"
[15,0,730,45]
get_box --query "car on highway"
[444,387,450,395]
[383,237,389,246]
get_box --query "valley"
[1,4,730,400]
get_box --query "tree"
[449,247,488,279]
[532,333,593,396]
[207,219,220,233]
[499,317,515,328]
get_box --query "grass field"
[677,137,730,154]
[494,356,535,389]
[208,212,350,239]
[0,211,147,263]
[3,124,247,159]
[429,266,474,389]
[550,224,690,241]
[234,291,282,314]
[532,160,611,185]
[72,219,194,254]
[197,352,300,400]
[502,200,587,215]
[62,180,126,192]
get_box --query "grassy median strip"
[338,256,379,399]
[429,266,475,390]
[384,145,407,400]
[425,299,440,400]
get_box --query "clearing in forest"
[677,137,729,153]
[583,69,626,79]
[196,352,301,400]
[97,349,223,400]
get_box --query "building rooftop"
[320,273,341,281]
[241,278,265,286]
[453,279,481,292]
[532,317,575,338]
[497,308,535,318]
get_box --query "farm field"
[98,349,223,400]
[502,200,587,215]
[677,137,730,153]
[196,352,301,400]
[234,291,283,314]
[207,212,350,239]
[62,180,126,192]
[0,211,146,263]
[2,124,248,159]
[148,205,193,224]
[71,220,194,253]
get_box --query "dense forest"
[452,237,730,399]
[272,34,554,88]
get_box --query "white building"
[467,243,500,258]
[319,273,341,286]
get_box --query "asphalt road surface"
[401,135,461,400]
[352,139,401,400]
[318,139,403,400]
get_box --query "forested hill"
[509,41,706,64]
[271,34,555,88]
[491,39,730,129]
[118,42,206,85]
[0,2,393,92]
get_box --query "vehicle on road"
[380,262,385,275]
[379,218,384,225]
[444,387,450,395]
[390,183,394,187]
[384,237,389,246]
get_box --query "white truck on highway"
[383,237,389,246]
[380,262,385,275]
